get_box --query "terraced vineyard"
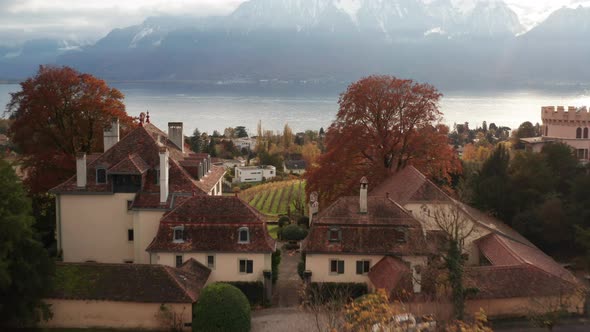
[239,180,306,219]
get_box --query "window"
[207,255,215,269]
[356,260,370,275]
[328,228,341,242]
[577,149,589,160]
[576,127,582,139]
[173,226,184,243]
[395,228,407,243]
[175,255,183,268]
[238,227,249,243]
[96,168,107,184]
[127,200,133,210]
[155,169,160,185]
[239,259,253,274]
[585,128,589,139]
[124,260,133,264]
[127,229,134,241]
[545,126,548,136]
[330,259,344,274]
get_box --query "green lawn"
[267,224,279,239]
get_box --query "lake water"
[2,82,590,134]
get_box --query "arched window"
[584,128,588,139]
[576,127,582,139]
[173,225,184,243]
[238,227,249,243]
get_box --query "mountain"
[1,0,589,89]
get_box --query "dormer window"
[328,227,341,242]
[173,225,184,243]
[238,227,249,243]
[96,168,107,184]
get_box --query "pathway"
[272,246,302,307]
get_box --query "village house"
[302,167,585,319]
[50,116,226,265]
[283,159,307,175]
[521,106,590,162]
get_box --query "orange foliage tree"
[7,65,135,193]
[306,75,461,204]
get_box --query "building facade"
[234,165,276,183]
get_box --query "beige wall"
[60,194,136,263]
[133,210,164,264]
[306,254,427,293]
[41,299,192,330]
[404,203,491,266]
[154,252,271,282]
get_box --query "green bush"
[272,249,281,284]
[308,282,368,304]
[193,283,251,332]
[226,281,264,306]
[297,216,310,228]
[281,224,308,241]
[278,216,291,228]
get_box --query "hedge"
[281,224,308,241]
[226,281,264,306]
[272,249,281,284]
[308,282,368,304]
[192,283,251,332]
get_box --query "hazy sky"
[0,0,587,45]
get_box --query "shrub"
[281,224,308,241]
[192,283,251,332]
[308,282,368,304]
[297,216,310,228]
[226,281,264,306]
[278,216,291,228]
[272,249,281,284]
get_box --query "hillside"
[239,180,306,219]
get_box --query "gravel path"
[272,247,302,307]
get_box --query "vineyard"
[239,180,306,219]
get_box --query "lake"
[2,82,590,135]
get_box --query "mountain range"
[1,0,589,90]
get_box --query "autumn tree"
[306,75,460,204]
[7,65,134,194]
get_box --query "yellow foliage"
[445,309,493,332]
[343,289,395,332]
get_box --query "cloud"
[0,0,247,45]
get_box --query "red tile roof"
[49,260,210,303]
[147,196,276,253]
[370,166,452,203]
[368,256,412,296]
[50,122,225,206]
[303,196,439,255]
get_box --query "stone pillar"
[263,270,272,304]
[303,270,312,286]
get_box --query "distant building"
[232,137,256,151]
[521,106,590,162]
[234,165,276,183]
[283,159,307,175]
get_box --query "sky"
[0,0,588,46]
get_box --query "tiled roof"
[49,260,210,303]
[147,196,276,253]
[50,122,225,204]
[370,166,452,203]
[313,196,418,225]
[303,196,438,255]
[285,160,307,170]
[368,256,412,295]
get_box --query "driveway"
[272,247,302,307]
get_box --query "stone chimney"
[103,118,120,152]
[76,153,87,188]
[159,147,169,204]
[168,122,184,153]
[359,177,368,214]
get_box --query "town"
[1,67,590,332]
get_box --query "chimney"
[159,148,169,204]
[103,118,120,152]
[168,122,184,153]
[359,177,368,214]
[76,153,87,188]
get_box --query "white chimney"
[76,153,87,188]
[159,148,169,204]
[359,177,368,214]
[103,118,120,152]
[168,122,184,153]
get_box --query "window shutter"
[356,261,363,275]
[364,261,370,273]
[247,260,253,273]
[338,260,344,274]
[330,260,337,273]
[239,259,246,272]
